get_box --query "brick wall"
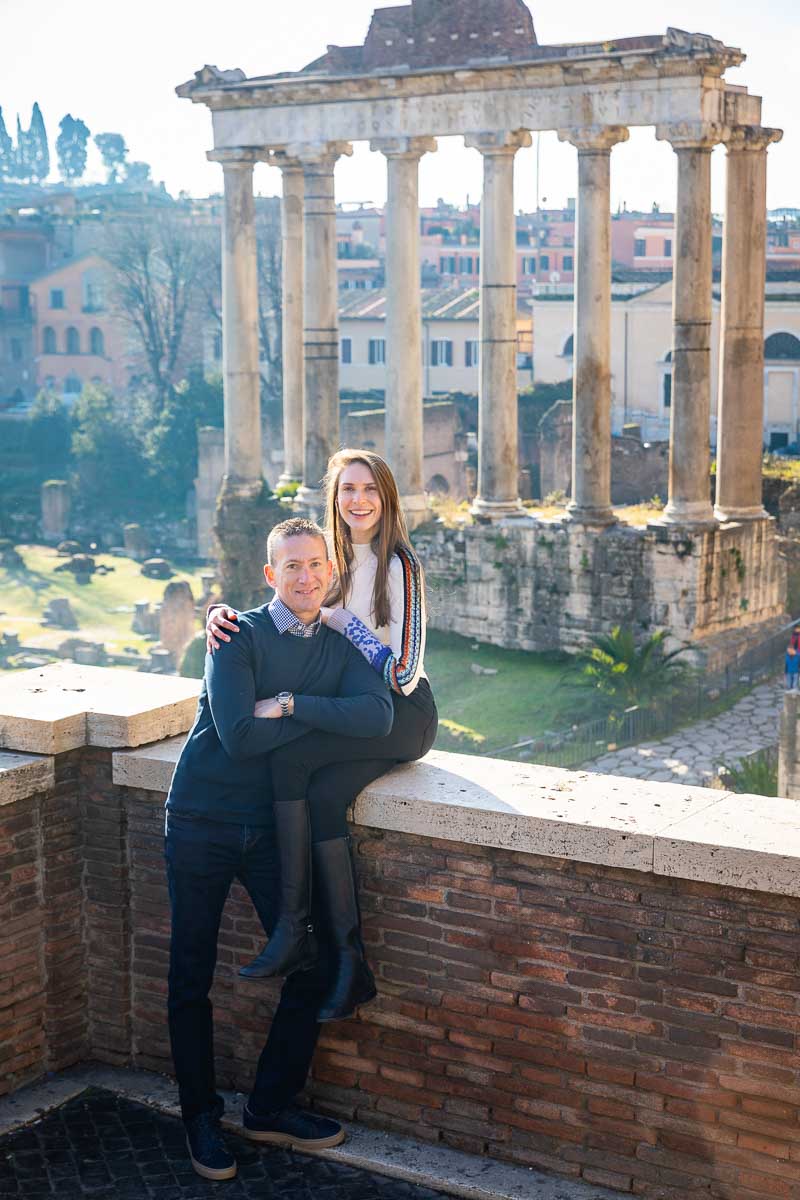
[4,749,800,1198]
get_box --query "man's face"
[264,533,332,622]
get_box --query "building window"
[765,332,800,360]
[50,288,65,309]
[562,333,574,358]
[43,326,56,354]
[355,279,367,289]
[563,255,573,271]
[460,256,473,273]
[64,373,82,395]
[82,272,105,312]
[341,337,352,364]
[89,327,105,356]
[539,254,549,271]
[664,239,672,257]
[439,256,457,274]
[368,338,386,365]
[430,339,453,367]
[662,372,672,409]
[465,340,479,367]
[634,238,646,257]
[522,256,536,275]
[66,327,80,354]
[10,338,22,362]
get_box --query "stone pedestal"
[558,126,629,526]
[41,480,70,543]
[293,141,352,510]
[371,137,436,528]
[715,126,782,522]
[158,581,196,663]
[466,131,531,520]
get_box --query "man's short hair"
[266,516,328,565]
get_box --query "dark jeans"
[270,679,438,841]
[165,810,333,1123]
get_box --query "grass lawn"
[424,628,580,758]
[0,544,206,658]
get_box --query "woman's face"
[337,461,383,544]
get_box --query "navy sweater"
[167,604,393,824]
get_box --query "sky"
[2,0,798,215]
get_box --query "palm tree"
[569,626,688,711]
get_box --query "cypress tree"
[29,103,50,182]
[0,108,12,181]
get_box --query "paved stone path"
[0,1088,445,1200]
[587,679,784,787]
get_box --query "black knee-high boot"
[312,836,377,1022]
[239,800,317,978]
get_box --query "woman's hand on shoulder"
[206,604,240,652]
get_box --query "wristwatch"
[276,691,293,718]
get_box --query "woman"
[206,449,437,1021]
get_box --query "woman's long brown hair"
[323,448,419,629]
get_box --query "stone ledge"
[0,663,200,754]
[112,740,800,898]
[0,751,55,807]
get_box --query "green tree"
[144,368,223,508]
[28,103,49,182]
[94,132,127,183]
[70,384,151,516]
[14,114,27,180]
[56,114,91,182]
[0,108,12,180]
[569,627,688,711]
[124,160,152,187]
[27,390,71,474]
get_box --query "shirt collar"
[268,595,322,638]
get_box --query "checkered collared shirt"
[268,596,322,638]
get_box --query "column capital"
[464,129,532,156]
[206,147,270,169]
[724,125,783,153]
[268,149,305,173]
[286,140,353,168]
[655,122,726,150]
[369,136,437,159]
[557,125,629,152]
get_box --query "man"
[165,517,392,1181]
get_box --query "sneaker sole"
[242,1126,346,1150]
[187,1141,237,1181]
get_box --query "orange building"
[28,252,130,398]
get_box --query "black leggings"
[269,679,437,843]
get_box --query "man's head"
[264,517,332,623]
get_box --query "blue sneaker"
[185,1110,237,1180]
[242,1103,345,1149]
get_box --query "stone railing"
[2,663,800,1198]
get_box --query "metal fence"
[489,617,798,769]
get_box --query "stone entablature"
[4,665,800,1199]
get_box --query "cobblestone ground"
[0,1089,446,1200]
[587,679,784,786]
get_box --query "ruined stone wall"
[415,516,787,656]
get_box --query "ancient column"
[371,136,437,528]
[207,149,281,610]
[656,123,724,525]
[557,126,629,524]
[207,149,264,492]
[291,141,353,512]
[715,126,783,522]
[465,130,532,520]
[273,154,305,488]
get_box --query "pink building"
[28,253,130,398]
